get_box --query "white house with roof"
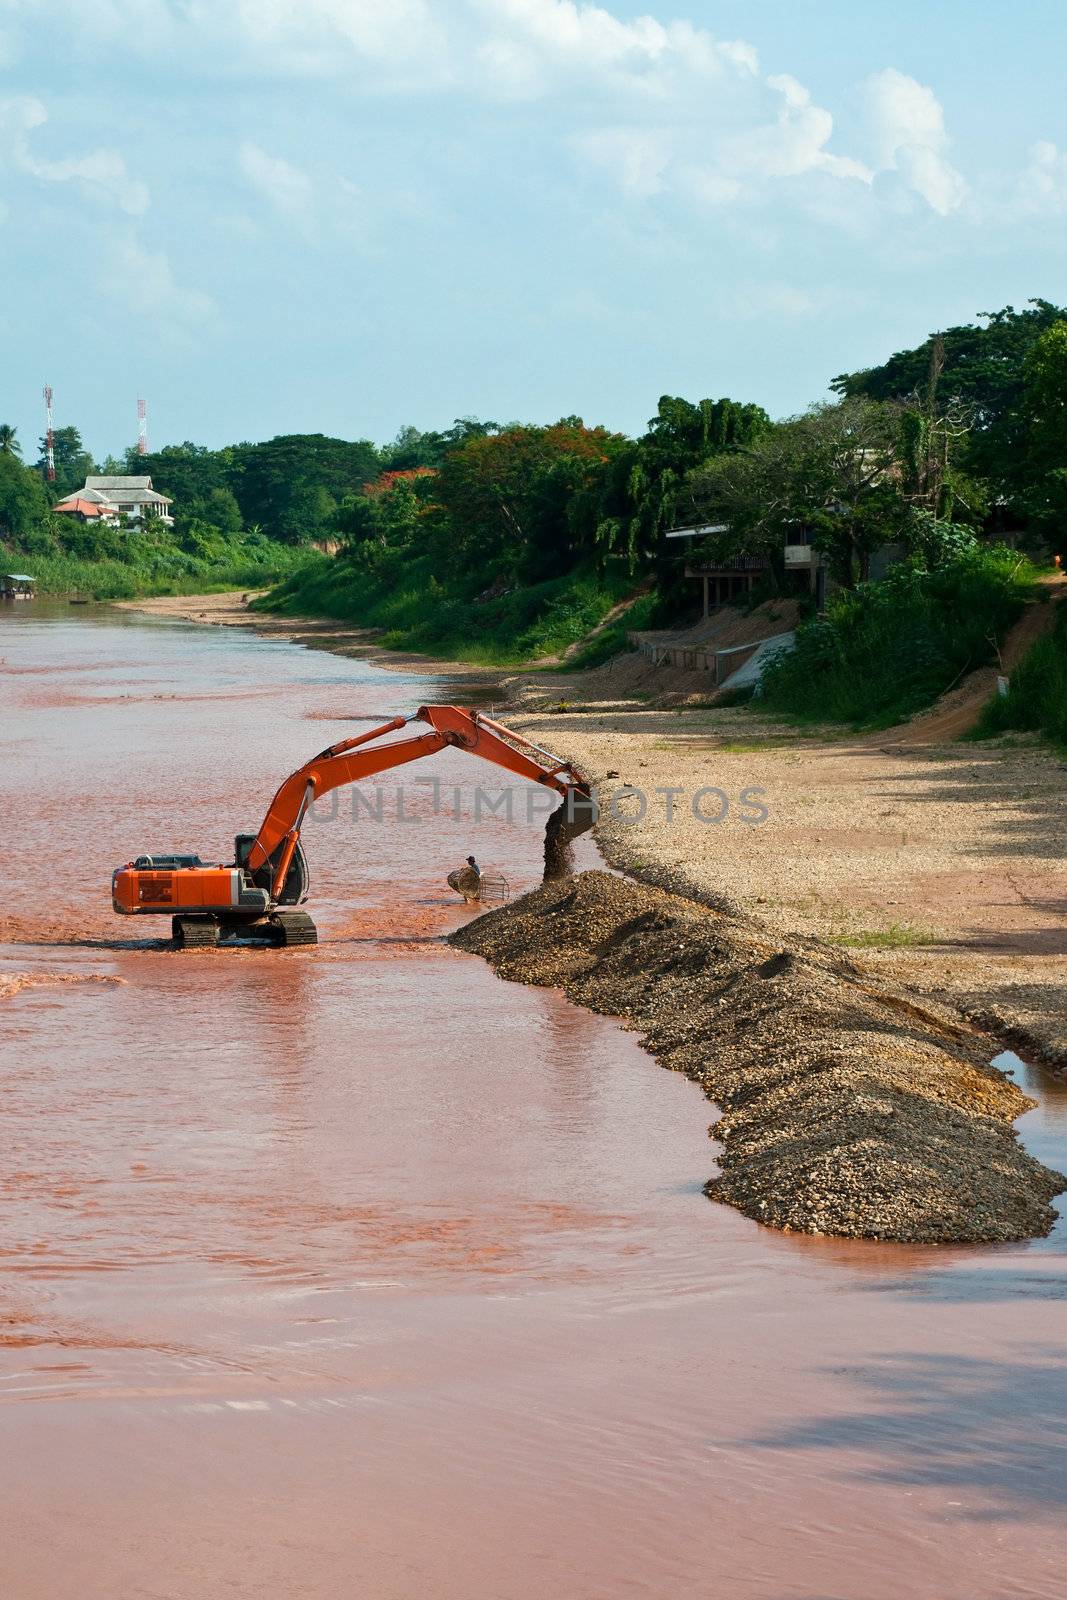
[84,476,173,525]
[54,475,174,528]
[51,487,121,525]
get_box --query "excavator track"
[270,910,318,947]
[172,915,220,949]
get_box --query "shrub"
[975,600,1067,745]
[256,551,638,665]
[759,546,1034,726]
[558,591,658,669]
[10,526,311,600]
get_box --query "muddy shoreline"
[452,871,1066,1243]
[111,590,503,688]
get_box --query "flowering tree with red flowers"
[432,420,625,581]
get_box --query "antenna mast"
[43,385,55,481]
[137,396,148,456]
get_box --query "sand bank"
[452,871,1065,1243]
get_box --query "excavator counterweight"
[111,705,591,948]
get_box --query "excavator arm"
[112,704,591,946]
[247,705,589,897]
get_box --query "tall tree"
[0,424,21,457]
[832,299,1067,507]
[431,421,621,580]
[226,434,381,542]
[0,452,51,541]
[572,395,770,578]
[133,442,230,508]
[35,425,94,498]
[335,471,434,550]
[686,398,908,588]
[380,418,500,471]
[1018,321,1067,542]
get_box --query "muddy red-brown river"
[2,603,1066,1599]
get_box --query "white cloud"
[236,144,376,242]
[32,146,149,214]
[573,127,671,197]
[486,6,868,209]
[0,0,447,83]
[724,74,872,183]
[235,0,434,55]
[679,169,742,206]
[1016,139,1067,216]
[0,94,148,213]
[104,232,216,327]
[239,142,315,223]
[226,0,446,79]
[728,282,867,320]
[474,0,723,91]
[864,67,965,215]
[0,91,210,331]
[0,4,976,227]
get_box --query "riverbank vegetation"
[758,545,1036,726]
[2,299,1064,714]
[975,597,1067,747]
[254,399,770,662]
[0,427,318,598]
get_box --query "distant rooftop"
[82,474,172,507]
[53,495,117,519]
[87,475,153,489]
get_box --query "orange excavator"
[111,705,591,948]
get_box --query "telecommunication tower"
[43,385,55,481]
[137,396,148,456]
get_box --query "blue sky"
[1,1,1064,460]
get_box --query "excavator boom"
[111,705,590,948]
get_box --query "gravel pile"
[451,871,1065,1243]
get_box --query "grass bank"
[759,547,1036,727]
[975,595,1067,747]
[256,547,649,666]
[7,537,312,601]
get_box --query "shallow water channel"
[2,602,1066,1600]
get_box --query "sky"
[1,0,1065,461]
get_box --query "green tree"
[204,485,243,536]
[1018,320,1067,541]
[0,424,21,457]
[36,425,95,498]
[832,299,1067,506]
[832,300,1067,430]
[893,338,986,528]
[134,442,230,508]
[687,398,908,588]
[380,417,500,471]
[226,434,380,542]
[335,470,434,549]
[0,451,52,541]
[570,395,770,582]
[431,421,621,580]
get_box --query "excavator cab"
[234,833,310,907]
